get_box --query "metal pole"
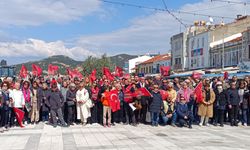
[222,32,225,71]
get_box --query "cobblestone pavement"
[0,123,250,150]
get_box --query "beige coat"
[198,89,215,118]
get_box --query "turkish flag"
[32,64,42,76]
[103,67,114,81]
[192,72,203,79]
[160,66,171,76]
[19,65,28,78]
[224,71,229,80]
[160,90,169,100]
[90,69,97,82]
[138,87,152,97]
[115,66,123,77]
[13,107,25,128]
[48,64,59,75]
[109,90,120,112]
[194,82,203,103]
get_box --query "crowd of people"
[0,74,250,133]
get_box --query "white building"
[128,55,152,73]
[187,31,210,70]
[171,32,187,71]
[210,33,242,68]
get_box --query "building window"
[202,37,205,47]
[191,40,195,50]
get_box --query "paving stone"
[1,123,250,150]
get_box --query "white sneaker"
[199,123,203,126]
[205,123,210,127]
[243,123,247,126]
[0,128,4,133]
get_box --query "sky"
[0,0,249,65]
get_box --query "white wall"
[128,56,152,73]
[188,31,210,70]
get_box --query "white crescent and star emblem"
[110,93,118,102]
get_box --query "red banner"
[138,87,152,97]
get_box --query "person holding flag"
[9,82,25,127]
[101,86,112,127]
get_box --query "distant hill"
[14,54,136,74]
[109,54,137,67]
[14,55,83,74]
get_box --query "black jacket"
[66,90,76,106]
[46,89,64,110]
[214,89,228,110]
[149,91,163,113]
[227,88,240,105]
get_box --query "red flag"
[73,69,83,80]
[123,85,133,103]
[67,68,83,79]
[138,87,152,97]
[160,90,169,100]
[48,64,59,75]
[192,72,203,79]
[19,65,28,78]
[109,90,120,112]
[224,71,229,80]
[13,107,25,128]
[123,73,130,79]
[160,66,171,76]
[32,64,42,76]
[115,66,123,77]
[90,69,97,82]
[194,82,203,103]
[103,67,114,81]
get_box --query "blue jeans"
[151,112,160,125]
[242,109,248,124]
[162,112,177,125]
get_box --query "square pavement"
[0,123,250,150]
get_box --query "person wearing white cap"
[213,81,227,127]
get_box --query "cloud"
[0,0,101,26]
[77,0,250,55]
[0,39,98,60]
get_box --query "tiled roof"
[139,54,171,65]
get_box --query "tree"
[81,54,115,78]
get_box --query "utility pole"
[222,32,225,71]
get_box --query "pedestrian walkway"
[0,123,250,150]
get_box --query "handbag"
[86,99,94,108]
[67,101,75,106]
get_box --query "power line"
[161,0,188,28]
[99,0,235,20]
[211,0,250,5]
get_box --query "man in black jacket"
[227,82,240,126]
[46,81,67,128]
